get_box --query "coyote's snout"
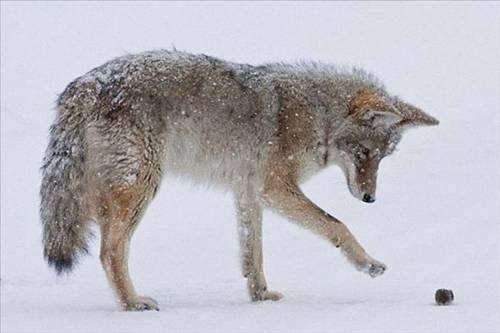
[40,50,438,311]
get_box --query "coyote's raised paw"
[367,261,386,278]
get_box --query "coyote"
[40,50,438,311]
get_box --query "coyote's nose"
[362,193,375,203]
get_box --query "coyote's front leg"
[234,185,283,301]
[259,177,386,277]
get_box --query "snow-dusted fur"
[40,50,438,311]
[41,110,90,274]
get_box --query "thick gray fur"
[40,50,438,309]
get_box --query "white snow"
[1,2,499,333]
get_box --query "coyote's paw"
[365,260,386,278]
[123,296,159,311]
[251,289,284,302]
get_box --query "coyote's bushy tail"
[40,108,91,274]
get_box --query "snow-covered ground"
[1,2,499,332]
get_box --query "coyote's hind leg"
[99,182,160,311]
[88,122,164,311]
[234,185,283,302]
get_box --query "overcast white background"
[1,2,499,332]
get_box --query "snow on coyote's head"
[334,89,439,203]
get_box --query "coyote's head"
[334,89,439,203]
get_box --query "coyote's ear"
[349,89,403,129]
[394,100,440,127]
[358,109,403,129]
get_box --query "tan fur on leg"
[260,175,386,277]
[99,185,159,311]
